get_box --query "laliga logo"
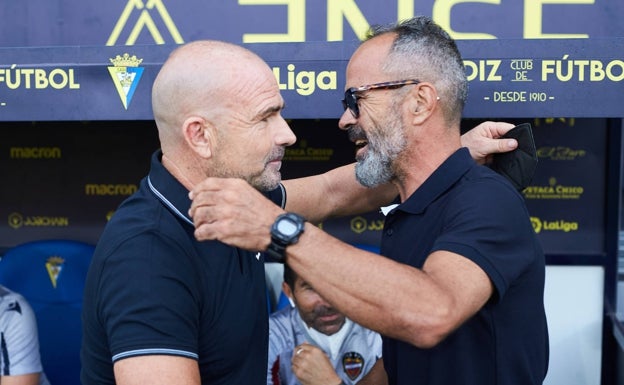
[350,216,384,234]
[108,54,145,110]
[530,216,579,233]
[350,216,367,234]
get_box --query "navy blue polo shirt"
[380,148,548,385]
[81,150,285,385]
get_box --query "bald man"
[80,40,518,385]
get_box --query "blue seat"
[275,290,292,312]
[0,239,95,385]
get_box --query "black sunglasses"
[341,79,420,118]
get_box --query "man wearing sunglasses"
[190,16,548,385]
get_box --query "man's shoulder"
[269,306,302,341]
[95,188,191,259]
[0,288,35,330]
[269,306,295,328]
[104,182,159,229]
[465,162,521,195]
[0,285,14,299]
[0,286,26,310]
[268,306,299,357]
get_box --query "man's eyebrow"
[254,104,284,121]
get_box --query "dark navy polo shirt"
[380,148,548,385]
[81,151,285,385]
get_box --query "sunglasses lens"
[342,90,359,118]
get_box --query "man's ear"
[407,83,439,125]
[282,281,293,299]
[183,116,214,158]
[282,281,298,308]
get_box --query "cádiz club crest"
[45,256,65,288]
[108,53,144,110]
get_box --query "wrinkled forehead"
[345,33,396,87]
[229,66,283,115]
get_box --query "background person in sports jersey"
[268,265,385,385]
[0,285,50,385]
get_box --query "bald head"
[152,40,274,150]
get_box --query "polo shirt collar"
[147,150,194,226]
[396,147,473,215]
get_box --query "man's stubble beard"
[355,107,407,188]
[212,147,284,192]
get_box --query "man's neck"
[161,152,198,191]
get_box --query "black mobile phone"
[490,123,538,191]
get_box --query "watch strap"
[265,240,287,263]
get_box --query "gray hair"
[366,16,468,125]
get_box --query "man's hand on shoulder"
[461,121,518,165]
[188,177,284,251]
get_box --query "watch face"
[277,218,298,236]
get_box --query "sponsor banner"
[0,117,610,257]
[0,39,622,121]
[0,121,160,250]
[0,119,352,251]
[521,117,607,255]
[0,1,621,48]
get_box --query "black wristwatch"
[266,212,306,263]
